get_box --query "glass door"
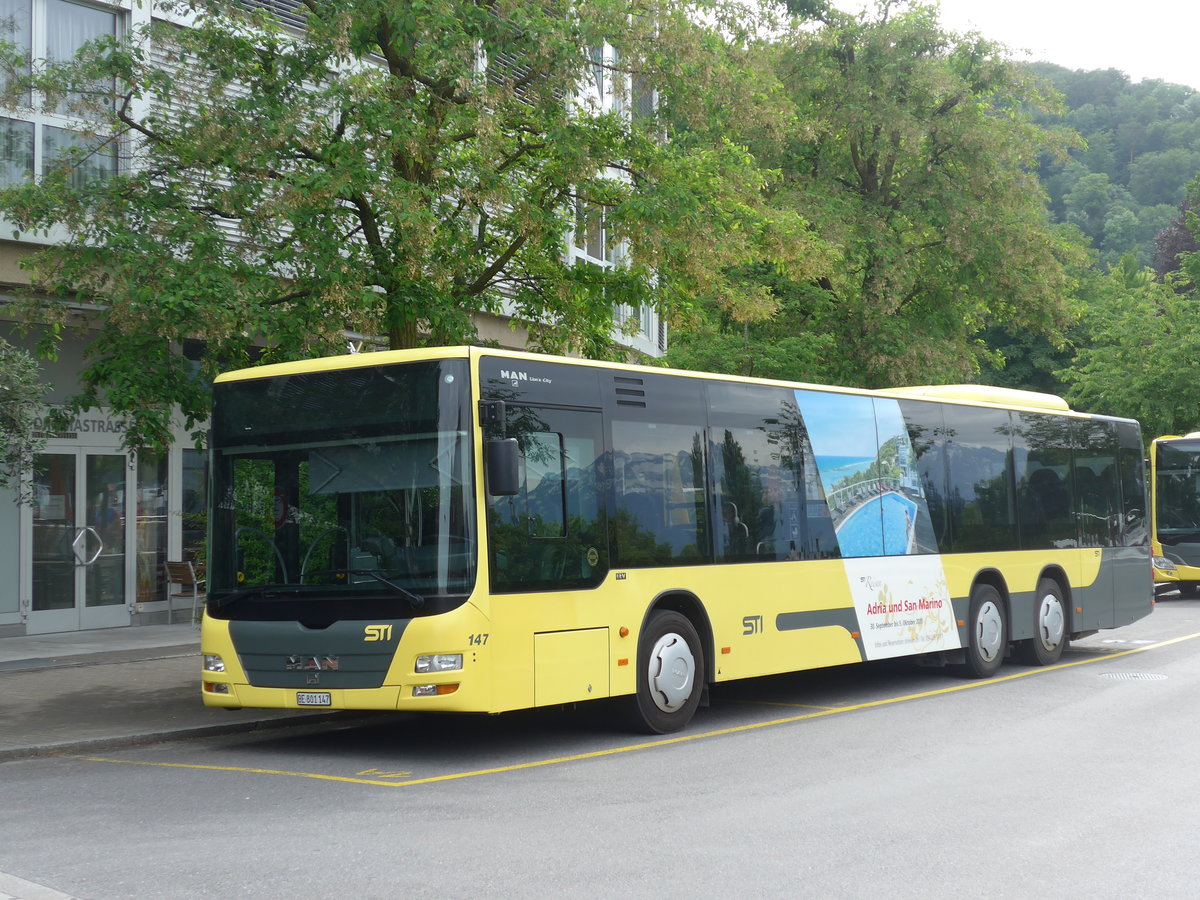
[27,450,132,634]
[83,453,130,628]
[29,453,78,633]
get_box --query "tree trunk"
[387,319,419,350]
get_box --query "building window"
[614,301,654,341]
[632,72,655,123]
[0,0,119,187]
[570,198,656,344]
[237,0,307,31]
[589,45,605,104]
[574,199,607,264]
[182,448,207,565]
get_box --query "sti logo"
[363,624,393,642]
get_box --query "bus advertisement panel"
[200,347,1153,733]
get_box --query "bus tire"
[1020,577,1068,666]
[629,610,704,734]
[958,584,1007,678]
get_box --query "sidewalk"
[0,624,345,762]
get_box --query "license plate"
[296,691,331,707]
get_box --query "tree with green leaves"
[1153,197,1200,279]
[0,337,49,502]
[663,262,839,381]
[1060,252,1200,438]
[0,0,821,451]
[670,1,1088,388]
[1178,175,1200,291]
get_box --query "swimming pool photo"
[835,491,918,556]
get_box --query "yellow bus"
[200,347,1153,732]
[1150,433,1200,596]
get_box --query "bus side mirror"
[485,438,520,496]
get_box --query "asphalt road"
[4,597,1200,900]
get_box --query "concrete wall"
[3,320,91,401]
[0,486,18,627]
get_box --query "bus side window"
[707,386,823,562]
[947,407,1018,553]
[1012,410,1075,550]
[1113,424,1142,547]
[896,399,949,554]
[487,407,606,593]
[1075,420,1121,548]
[612,422,707,566]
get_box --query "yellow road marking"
[72,757,411,787]
[75,630,1200,788]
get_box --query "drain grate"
[1100,672,1167,681]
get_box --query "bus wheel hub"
[648,632,695,713]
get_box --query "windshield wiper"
[212,586,296,610]
[302,569,425,608]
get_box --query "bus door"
[485,403,609,707]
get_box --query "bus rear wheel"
[1020,577,1068,666]
[958,584,1007,678]
[629,611,704,734]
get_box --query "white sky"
[834,1,1200,92]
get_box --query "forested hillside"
[1029,63,1200,271]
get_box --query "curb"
[0,648,199,674]
[0,711,378,763]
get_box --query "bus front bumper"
[1153,557,1200,594]
[201,679,481,712]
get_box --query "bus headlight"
[413,683,460,697]
[203,654,226,673]
[415,653,463,673]
[1153,556,1177,574]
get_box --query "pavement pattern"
[0,623,342,762]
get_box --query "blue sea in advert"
[815,455,875,492]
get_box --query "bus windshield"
[1156,439,1200,543]
[207,359,475,615]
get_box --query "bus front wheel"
[629,611,704,734]
[959,584,1007,678]
[1020,577,1068,666]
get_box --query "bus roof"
[882,384,1071,412]
[214,347,1082,417]
[213,345,472,383]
